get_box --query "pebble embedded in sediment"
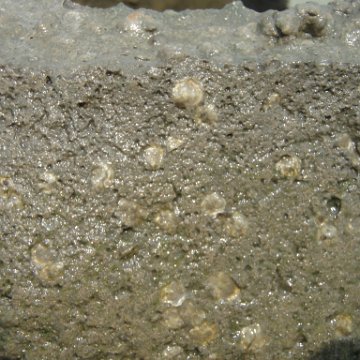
[161,345,184,359]
[166,136,184,152]
[262,92,281,111]
[38,171,59,195]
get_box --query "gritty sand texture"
[0,1,360,360]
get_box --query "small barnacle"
[207,272,240,301]
[31,243,64,286]
[143,145,165,170]
[166,136,184,152]
[275,155,301,178]
[115,199,146,229]
[154,209,178,234]
[38,171,58,194]
[172,78,204,109]
[262,92,281,111]
[162,308,184,330]
[239,323,266,352]
[160,281,187,307]
[224,211,249,238]
[190,322,218,346]
[331,314,353,337]
[0,176,14,199]
[180,301,206,327]
[274,9,301,37]
[91,162,114,189]
[194,104,218,126]
[201,192,226,218]
[316,222,338,245]
[0,176,24,209]
[296,3,332,38]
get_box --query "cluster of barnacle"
[158,274,265,352]
[172,77,219,127]
[260,2,332,39]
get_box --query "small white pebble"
[162,345,184,359]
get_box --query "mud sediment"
[0,1,359,359]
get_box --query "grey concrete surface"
[0,1,360,360]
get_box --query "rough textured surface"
[1,0,360,75]
[0,1,360,360]
[1,60,360,360]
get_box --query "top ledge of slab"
[1,0,360,75]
